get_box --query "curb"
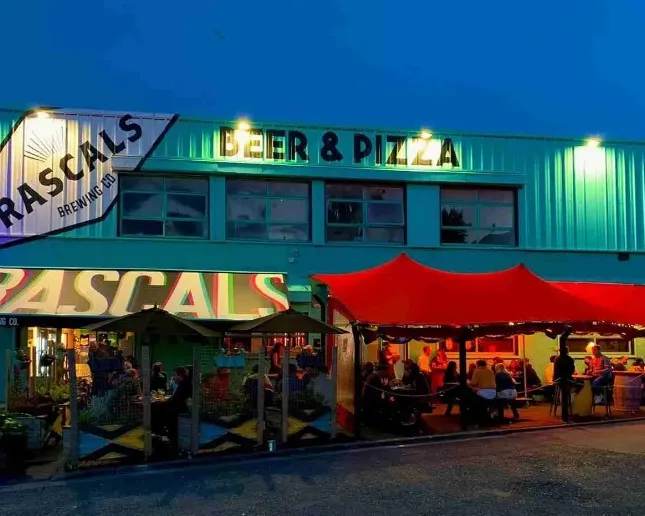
[5,415,645,486]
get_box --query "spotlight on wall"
[420,130,432,140]
[585,137,601,148]
[35,110,50,119]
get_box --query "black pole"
[458,334,469,431]
[351,324,363,439]
[559,325,573,423]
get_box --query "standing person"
[378,342,401,380]
[417,346,431,373]
[269,342,284,374]
[432,342,448,369]
[554,347,576,384]
[544,356,556,385]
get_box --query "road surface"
[1,422,645,515]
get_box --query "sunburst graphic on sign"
[23,112,66,163]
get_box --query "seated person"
[524,362,542,392]
[590,345,612,402]
[378,342,401,380]
[150,362,168,392]
[243,364,275,406]
[362,364,390,422]
[151,367,192,444]
[470,360,496,400]
[495,363,520,420]
[629,357,645,373]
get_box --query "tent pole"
[559,326,573,423]
[351,324,362,439]
[458,335,468,431]
[522,336,528,397]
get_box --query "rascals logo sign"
[0,109,177,247]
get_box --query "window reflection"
[440,187,516,246]
[119,175,209,239]
[325,183,405,244]
[226,179,310,241]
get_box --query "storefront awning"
[311,254,632,331]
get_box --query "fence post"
[4,349,10,411]
[256,343,265,446]
[330,345,338,439]
[141,345,152,459]
[29,346,37,396]
[190,342,201,457]
[66,350,79,469]
[281,343,289,444]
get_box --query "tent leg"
[190,343,201,457]
[141,345,152,459]
[281,340,289,444]
[559,326,573,423]
[458,337,468,431]
[351,324,362,439]
[256,341,266,447]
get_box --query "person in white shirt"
[417,346,431,373]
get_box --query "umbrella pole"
[281,336,289,444]
[256,339,265,447]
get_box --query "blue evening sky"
[1,0,642,138]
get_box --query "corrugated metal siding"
[3,109,645,251]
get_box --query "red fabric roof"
[554,282,645,326]
[311,254,630,328]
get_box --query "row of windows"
[118,175,518,246]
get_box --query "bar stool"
[592,385,613,419]
[549,383,572,417]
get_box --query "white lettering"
[163,272,214,318]
[0,269,64,314]
[110,271,166,316]
[58,270,120,315]
[0,269,26,305]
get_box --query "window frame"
[118,173,210,239]
[225,178,312,242]
[325,182,407,244]
[439,186,517,247]
[567,337,635,357]
[444,336,519,358]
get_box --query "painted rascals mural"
[0,109,177,247]
[0,269,289,320]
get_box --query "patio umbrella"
[84,306,220,337]
[228,308,346,335]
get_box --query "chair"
[592,385,613,419]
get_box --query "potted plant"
[1,417,28,471]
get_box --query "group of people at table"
[361,341,645,427]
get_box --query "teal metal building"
[1,106,645,403]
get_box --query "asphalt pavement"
[1,421,645,516]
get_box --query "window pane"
[226,222,267,240]
[165,220,207,238]
[441,205,475,227]
[479,205,514,228]
[478,189,514,203]
[449,229,516,246]
[121,219,164,236]
[120,175,164,192]
[165,177,207,193]
[122,193,163,218]
[269,199,308,223]
[268,224,309,241]
[227,197,266,220]
[226,179,267,195]
[367,202,403,224]
[167,194,207,218]
[327,201,363,224]
[440,188,477,202]
[366,227,404,243]
[477,338,515,354]
[567,339,631,354]
[326,183,364,199]
[268,182,309,197]
[365,186,403,201]
[326,226,363,242]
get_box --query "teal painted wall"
[0,328,16,406]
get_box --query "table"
[571,375,593,417]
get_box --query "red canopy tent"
[553,281,645,327]
[312,253,634,334]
